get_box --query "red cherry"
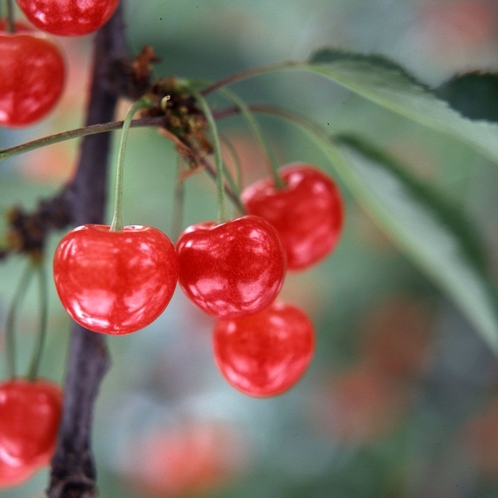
[176,215,286,319]
[0,379,62,470]
[0,24,65,127]
[242,164,344,271]
[53,225,179,335]
[0,458,35,488]
[16,0,120,37]
[213,301,315,397]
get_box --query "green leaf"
[305,49,498,166]
[329,133,498,352]
[436,72,498,122]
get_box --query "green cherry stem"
[200,61,301,96]
[0,117,165,165]
[27,261,48,381]
[219,88,284,189]
[215,103,354,185]
[5,0,14,33]
[171,159,186,241]
[110,98,152,232]
[220,134,243,194]
[189,88,227,223]
[5,261,35,379]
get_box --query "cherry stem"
[190,88,227,223]
[27,261,48,381]
[171,159,186,241]
[0,117,165,165]
[5,0,14,33]
[5,261,34,379]
[110,98,152,232]
[219,88,284,189]
[200,60,302,96]
[220,134,243,194]
[215,103,347,176]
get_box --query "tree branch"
[47,5,130,497]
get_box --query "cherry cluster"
[0,2,345,488]
[53,162,344,397]
[0,0,119,127]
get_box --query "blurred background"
[2,0,498,496]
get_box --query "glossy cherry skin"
[213,301,315,397]
[16,0,120,36]
[53,225,178,335]
[0,24,65,127]
[242,164,344,271]
[0,379,62,472]
[0,458,35,488]
[176,215,286,319]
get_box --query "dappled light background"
[2,0,498,496]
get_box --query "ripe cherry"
[0,458,35,488]
[0,23,65,127]
[176,215,286,319]
[213,301,315,397]
[16,0,120,37]
[242,164,344,271]
[53,225,179,335]
[0,379,62,471]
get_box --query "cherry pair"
[177,163,344,317]
[0,379,62,488]
[52,217,282,335]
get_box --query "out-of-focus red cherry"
[53,224,178,335]
[213,301,315,397]
[16,0,120,37]
[360,297,433,380]
[312,365,410,443]
[176,215,286,319]
[242,164,344,271]
[0,23,65,127]
[124,421,249,498]
[0,379,62,470]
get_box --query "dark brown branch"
[47,6,130,498]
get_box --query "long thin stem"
[214,103,329,141]
[190,89,227,223]
[27,261,48,381]
[171,159,186,241]
[200,60,302,96]
[220,135,242,193]
[110,98,151,232]
[215,103,345,176]
[0,117,164,164]
[6,0,14,33]
[5,261,34,379]
[219,88,284,188]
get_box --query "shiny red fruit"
[0,25,65,127]
[176,216,286,319]
[242,164,344,271]
[213,301,315,397]
[53,225,178,335]
[16,0,120,36]
[0,380,62,470]
[0,458,35,489]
